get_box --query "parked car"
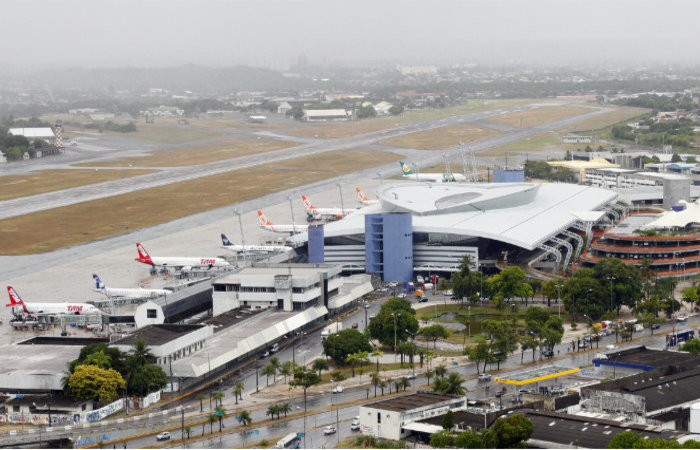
[157,432,171,441]
[323,426,337,435]
[478,373,491,381]
[677,316,689,322]
[351,418,361,431]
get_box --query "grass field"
[378,123,502,150]
[0,150,400,255]
[0,169,155,202]
[74,139,298,168]
[486,105,591,128]
[101,122,225,144]
[185,117,283,130]
[285,99,534,139]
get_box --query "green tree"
[128,363,166,397]
[312,358,329,377]
[371,371,381,397]
[520,335,539,362]
[608,431,645,448]
[196,393,206,412]
[233,382,243,405]
[442,410,454,430]
[371,348,384,372]
[368,297,420,346]
[491,414,534,448]
[680,339,700,355]
[425,368,435,386]
[84,350,112,370]
[279,402,291,418]
[430,431,454,448]
[672,153,682,162]
[331,370,346,382]
[454,429,485,448]
[323,329,372,365]
[266,404,279,420]
[467,341,490,374]
[237,410,252,427]
[487,266,533,308]
[419,324,450,350]
[68,365,126,403]
[213,391,225,407]
[289,368,321,413]
[433,372,466,395]
[434,364,447,379]
[262,363,276,386]
[400,376,411,391]
[215,406,224,431]
[541,280,560,308]
[279,361,294,384]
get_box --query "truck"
[321,323,342,341]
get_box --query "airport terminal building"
[295,182,619,281]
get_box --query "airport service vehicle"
[356,187,379,205]
[323,426,337,435]
[399,161,466,182]
[220,233,292,254]
[274,433,301,449]
[6,286,100,316]
[93,274,170,299]
[134,243,229,272]
[258,210,308,234]
[321,323,342,341]
[302,195,355,220]
[156,432,171,441]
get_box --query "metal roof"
[8,127,55,139]
[301,182,616,251]
[643,199,700,229]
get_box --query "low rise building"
[302,109,351,122]
[359,392,466,441]
[110,324,214,366]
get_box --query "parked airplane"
[93,274,170,299]
[356,187,380,206]
[302,195,355,220]
[399,161,466,182]
[6,286,101,315]
[258,210,308,234]
[220,233,293,254]
[134,243,230,272]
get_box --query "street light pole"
[336,182,345,218]
[286,194,296,230]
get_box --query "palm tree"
[84,350,112,369]
[266,404,279,421]
[208,413,218,434]
[366,387,370,399]
[196,394,206,412]
[400,376,411,391]
[185,426,191,440]
[386,377,394,394]
[279,402,291,418]
[213,391,225,407]
[129,339,153,367]
[394,380,402,394]
[262,363,276,386]
[370,371,381,397]
[425,368,434,386]
[270,356,281,375]
[434,365,447,379]
[371,349,384,372]
[215,406,225,432]
[237,410,252,427]
[379,380,387,396]
[433,372,466,395]
[345,352,360,377]
[233,382,244,405]
[279,362,294,383]
[312,358,329,377]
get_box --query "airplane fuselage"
[261,224,308,233]
[402,173,466,182]
[138,256,229,269]
[96,287,170,299]
[18,302,100,315]
[222,244,292,253]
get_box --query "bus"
[274,433,301,449]
[666,329,695,346]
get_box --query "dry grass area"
[0,169,155,202]
[101,122,225,144]
[286,98,533,139]
[486,105,591,128]
[562,106,649,133]
[185,117,283,130]
[74,139,298,168]
[378,123,502,150]
[0,150,400,255]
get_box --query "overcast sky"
[2,0,699,69]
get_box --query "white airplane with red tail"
[302,195,355,220]
[258,210,308,234]
[6,286,101,315]
[135,243,229,272]
[356,187,379,206]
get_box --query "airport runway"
[0,102,612,220]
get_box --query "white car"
[323,426,337,435]
[157,432,171,441]
[677,316,689,322]
[351,418,360,431]
[478,373,491,381]
[332,385,344,393]
[397,293,406,298]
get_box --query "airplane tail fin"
[6,286,28,313]
[258,210,272,226]
[221,233,232,246]
[356,187,369,201]
[135,243,154,265]
[399,160,414,175]
[92,274,105,290]
[301,195,316,211]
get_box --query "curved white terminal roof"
[295,182,616,251]
[643,199,700,229]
